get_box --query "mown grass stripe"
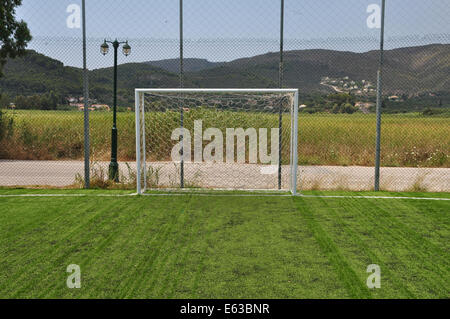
[293,197,372,299]
[121,196,192,298]
[157,202,197,298]
[0,198,92,294]
[310,196,416,298]
[359,199,449,296]
[40,199,148,298]
[6,199,117,297]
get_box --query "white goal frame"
[135,88,299,195]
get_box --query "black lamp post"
[101,39,131,182]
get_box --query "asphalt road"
[0,160,448,192]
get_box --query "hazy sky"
[15,0,450,68]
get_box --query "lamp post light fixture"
[100,39,131,182]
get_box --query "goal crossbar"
[136,88,299,93]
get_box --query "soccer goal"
[135,88,299,195]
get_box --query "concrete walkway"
[0,160,448,192]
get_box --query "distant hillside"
[0,51,193,105]
[0,50,83,97]
[187,65,276,88]
[0,44,449,107]
[90,63,193,105]
[221,44,450,93]
[148,44,450,94]
[145,58,224,73]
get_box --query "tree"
[328,93,354,105]
[342,103,358,114]
[14,95,28,109]
[0,0,32,76]
[0,108,14,142]
[422,107,434,116]
[0,93,11,108]
[331,103,341,114]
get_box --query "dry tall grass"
[1,110,448,168]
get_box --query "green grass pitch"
[0,189,448,298]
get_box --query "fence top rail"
[135,88,299,94]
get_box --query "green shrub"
[0,110,14,141]
[342,103,358,114]
[422,107,434,116]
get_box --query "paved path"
[0,160,448,192]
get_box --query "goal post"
[135,88,299,195]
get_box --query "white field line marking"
[0,193,137,197]
[142,193,293,197]
[299,194,450,201]
[0,193,448,200]
[145,187,289,193]
[0,193,292,198]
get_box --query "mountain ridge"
[145,58,225,73]
[0,44,448,106]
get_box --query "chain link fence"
[0,0,448,192]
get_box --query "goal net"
[135,89,299,194]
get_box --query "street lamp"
[100,39,131,182]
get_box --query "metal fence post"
[135,90,141,195]
[179,0,184,188]
[374,0,386,191]
[278,0,285,190]
[82,0,90,189]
